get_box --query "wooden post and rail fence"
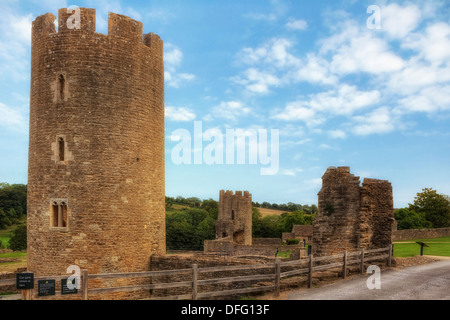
[0,245,393,300]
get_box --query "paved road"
[287,260,450,300]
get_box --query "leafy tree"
[279,211,307,233]
[394,208,432,230]
[9,225,27,251]
[166,208,215,250]
[201,199,218,219]
[409,188,450,228]
[0,183,27,214]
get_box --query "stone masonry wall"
[313,167,394,257]
[393,227,450,241]
[216,190,252,245]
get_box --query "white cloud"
[165,44,184,67]
[0,12,33,82]
[285,19,308,31]
[328,130,346,139]
[274,84,380,124]
[352,107,395,136]
[273,102,316,122]
[291,54,338,85]
[165,106,196,122]
[403,22,450,65]
[329,31,405,75]
[0,102,27,132]
[208,101,251,121]
[381,3,422,39]
[231,68,281,95]
[238,38,300,68]
[395,85,450,114]
[164,43,196,88]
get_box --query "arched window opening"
[51,200,68,228]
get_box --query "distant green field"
[0,218,26,248]
[393,236,450,257]
[0,229,14,248]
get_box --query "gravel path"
[287,259,450,300]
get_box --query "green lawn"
[393,236,450,257]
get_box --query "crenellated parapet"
[32,8,162,51]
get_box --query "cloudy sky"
[0,0,449,207]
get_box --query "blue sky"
[0,0,449,207]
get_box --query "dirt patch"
[393,255,444,269]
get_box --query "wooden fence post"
[360,248,365,275]
[388,244,393,267]
[82,269,88,300]
[21,289,33,300]
[192,264,198,300]
[274,259,281,297]
[342,250,347,279]
[308,254,313,288]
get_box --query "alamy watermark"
[367,5,382,30]
[366,265,381,289]
[66,6,81,30]
[170,121,279,175]
[66,264,81,290]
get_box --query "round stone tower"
[27,8,165,277]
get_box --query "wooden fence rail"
[0,245,393,300]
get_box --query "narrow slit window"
[58,74,65,100]
[231,210,235,220]
[60,202,67,227]
[52,202,59,227]
[58,137,65,161]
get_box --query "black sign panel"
[61,278,78,295]
[16,273,34,290]
[38,280,56,296]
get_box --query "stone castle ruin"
[204,190,305,259]
[312,166,395,257]
[23,7,398,300]
[27,8,165,277]
[215,190,253,245]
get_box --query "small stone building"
[312,167,395,256]
[282,225,313,244]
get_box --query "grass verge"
[393,236,450,257]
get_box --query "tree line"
[1,184,449,251]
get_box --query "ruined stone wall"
[359,178,395,249]
[27,8,165,279]
[393,227,450,241]
[312,167,394,256]
[216,190,252,245]
[313,167,362,256]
